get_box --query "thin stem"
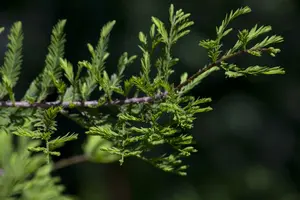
[46,139,50,164]
[0,92,167,108]
[53,154,88,170]
[0,156,89,174]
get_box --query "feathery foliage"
[13,107,78,163]
[1,22,23,102]
[25,20,67,103]
[0,4,284,198]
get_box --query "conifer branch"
[0,4,285,180]
[0,4,286,198]
[0,47,274,110]
[43,48,278,172]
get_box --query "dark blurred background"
[0,0,299,199]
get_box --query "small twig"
[175,47,270,90]
[53,154,88,170]
[0,156,89,173]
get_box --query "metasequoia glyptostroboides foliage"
[0,4,284,199]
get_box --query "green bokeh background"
[0,0,299,199]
